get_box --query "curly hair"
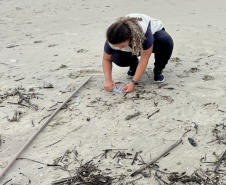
[106,16,145,55]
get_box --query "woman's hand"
[104,80,117,92]
[122,82,135,93]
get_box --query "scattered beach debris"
[43,82,54,89]
[202,75,214,81]
[34,40,43,44]
[76,49,88,53]
[51,137,226,185]
[190,67,200,73]
[74,96,83,106]
[6,110,22,122]
[14,77,25,81]
[168,171,202,184]
[212,123,226,144]
[48,44,58,47]
[51,158,112,185]
[147,109,160,119]
[0,77,92,179]
[0,88,43,111]
[125,111,141,120]
[170,57,182,63]
[131,138,182,177]
[188,137,197,147]
[55,64,68,71]
[68,72,79,79]
[131,151,142,165]
[16,89,38,110]
[6,44,19,48]
[214,150,226,173]
[193,58,202,63]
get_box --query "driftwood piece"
[125,111,140,120]
[131,138,182,177]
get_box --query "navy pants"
[112,29,174,71]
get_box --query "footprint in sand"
[202,75,214,81]
[170,57,182,63]
[76,49,88,53]
[189,67,200,73]
[170,57,182,67]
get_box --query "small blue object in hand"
[101,84,123,94]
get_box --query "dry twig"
[131,138,182,177]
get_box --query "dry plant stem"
[14,78,25,81]
[214,150,226,173]
[17,158,46,165]
[0,76,92,179]
[131,152,139,165]
[7,102,30,108]
[3,178,12,185]
[16,90,38,110]
[45,140,61,148]
[147,109,160,119]
[131,138,182,177]
[38,114,51,124]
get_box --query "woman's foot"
[153,69,164,83]
[127,68,136,76]
[127,58,139,76]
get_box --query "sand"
[0,0,226,184]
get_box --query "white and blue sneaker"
[154,69,164,83]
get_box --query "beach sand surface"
[0,0,226,184]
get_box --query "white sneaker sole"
[154,79,165,83]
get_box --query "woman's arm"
[133,45,153,82]
[122,46,153,93]
[102,51,117,91]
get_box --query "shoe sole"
[127,74,134,77]
[154,79,165,83]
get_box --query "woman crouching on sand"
[102,13,174,93]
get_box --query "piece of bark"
[125,111,141,120]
